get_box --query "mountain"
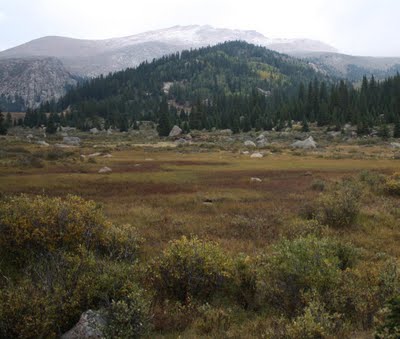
[294,51,400,82]
[0,25,337,78]
[0,57,78,109]
[52,41,328,130]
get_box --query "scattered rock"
[90,128,99,134]
[327,131,341,137]
[390,142,400,149]
[257,139,269,148]
[220,129,233,135]
[169,125,183,137]
[63,136,81,146]
[103,154,113,158]
[256,134,266,141]
[61,310,106,339]
[291,136,317,149]
[88,152,101,158]
[242,151,250,155]
[54,143,74,148]
[250,152,263,158]
[175,138,187,145]
[61,126,76,132]
[98,167,112,174]
[186,134,192,140]
[244,140,256,147]
[250,177,262,183]
[37,140,49,147]
[304,171,313,176]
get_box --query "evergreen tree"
[394,118,400,138]
[157,97,171,137]
[6,112,12,128]
[46,113,58,134]
[301,117,310,132]
[0,111,7,135]
[378,123,390,139]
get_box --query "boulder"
[327,131,341,137]
[54,143,74,148]
[98,167,112,174]
[390,142,400,149]
[257,139,269,148]
[244,140,256,147]
[242,151,250,155]
[90,128,99,134]
[103,154,113,158]
[250,152,263,158]
[169,125,182,137]
[63,136,81,146]
[37,140,49,147]
[291,136,317,149]
[256,133,266,141]
[175,138,187,145]
[88,152,101,158]
[61,310,106,339]
[250,177,262,183]
[220,129,233,135]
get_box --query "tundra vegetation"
[1,122,400,338]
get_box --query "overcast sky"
[0,0,399,57]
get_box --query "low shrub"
[257,235,357,315]
[375,296,400,338]
[104,289,151,339]
[310,179,326,191]
[286,298,345,338]
[315,180,361,228]
[149,236,233,303]
[384,172,400,196]
[0,195,109,263]
[193,304,233,336]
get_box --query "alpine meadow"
[1,2,400,338]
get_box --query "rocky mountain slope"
[0,57,77,108]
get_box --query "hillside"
[54,41,328,128]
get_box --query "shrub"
[286,298,344,338]
[310,179,326,192]
[193,304,232,336]
[0,195,110,263]
[315,181,361,228]
[104,289,151,339]
[257,235,357,315]
[384,172,400,196]
[375,296,400,338]
[232,254,258,310]
[0,250,138,338]
[149,236,232,303]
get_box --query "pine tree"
[46,113,58,134]
[0,111,7,135]
[157,97,171,137]
[394,119,400,138]
[301,117,310,132]
[378,123,390,139]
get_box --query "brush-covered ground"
[1,125,400,338]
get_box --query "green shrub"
[104,289,151,339]
[149,236,232,303]
[0,195,110,263]
[286,298,344,338]
[310,179,326,191]
[315,181,361,228]
[375,296,400,338]
[384,172,400,196]
[193,304,232,336]
[257,235,357,315]
[232,254,258,310]
[0,250,138,338]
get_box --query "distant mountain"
[294,51,400,82]
[0,57,77,109]
[0,25,338,78]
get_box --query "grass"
[2,134,400,336]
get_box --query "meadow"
[1,129,400,338]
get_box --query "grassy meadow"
[1,130,400,337]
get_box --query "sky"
[0,0,399,57]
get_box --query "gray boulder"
[90,128,99,134]
[220,129,233,135]
[61,310,106,339]
[257,139,269,148]
[37,140,49,147]
[250,152,263,158]
[250,177,262,183]
[291,136,317,149]
[244,140,256,147]
[98,167,112,174]
[169,125,182,137]
[390,142,400,149]
[63,136,81,146]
